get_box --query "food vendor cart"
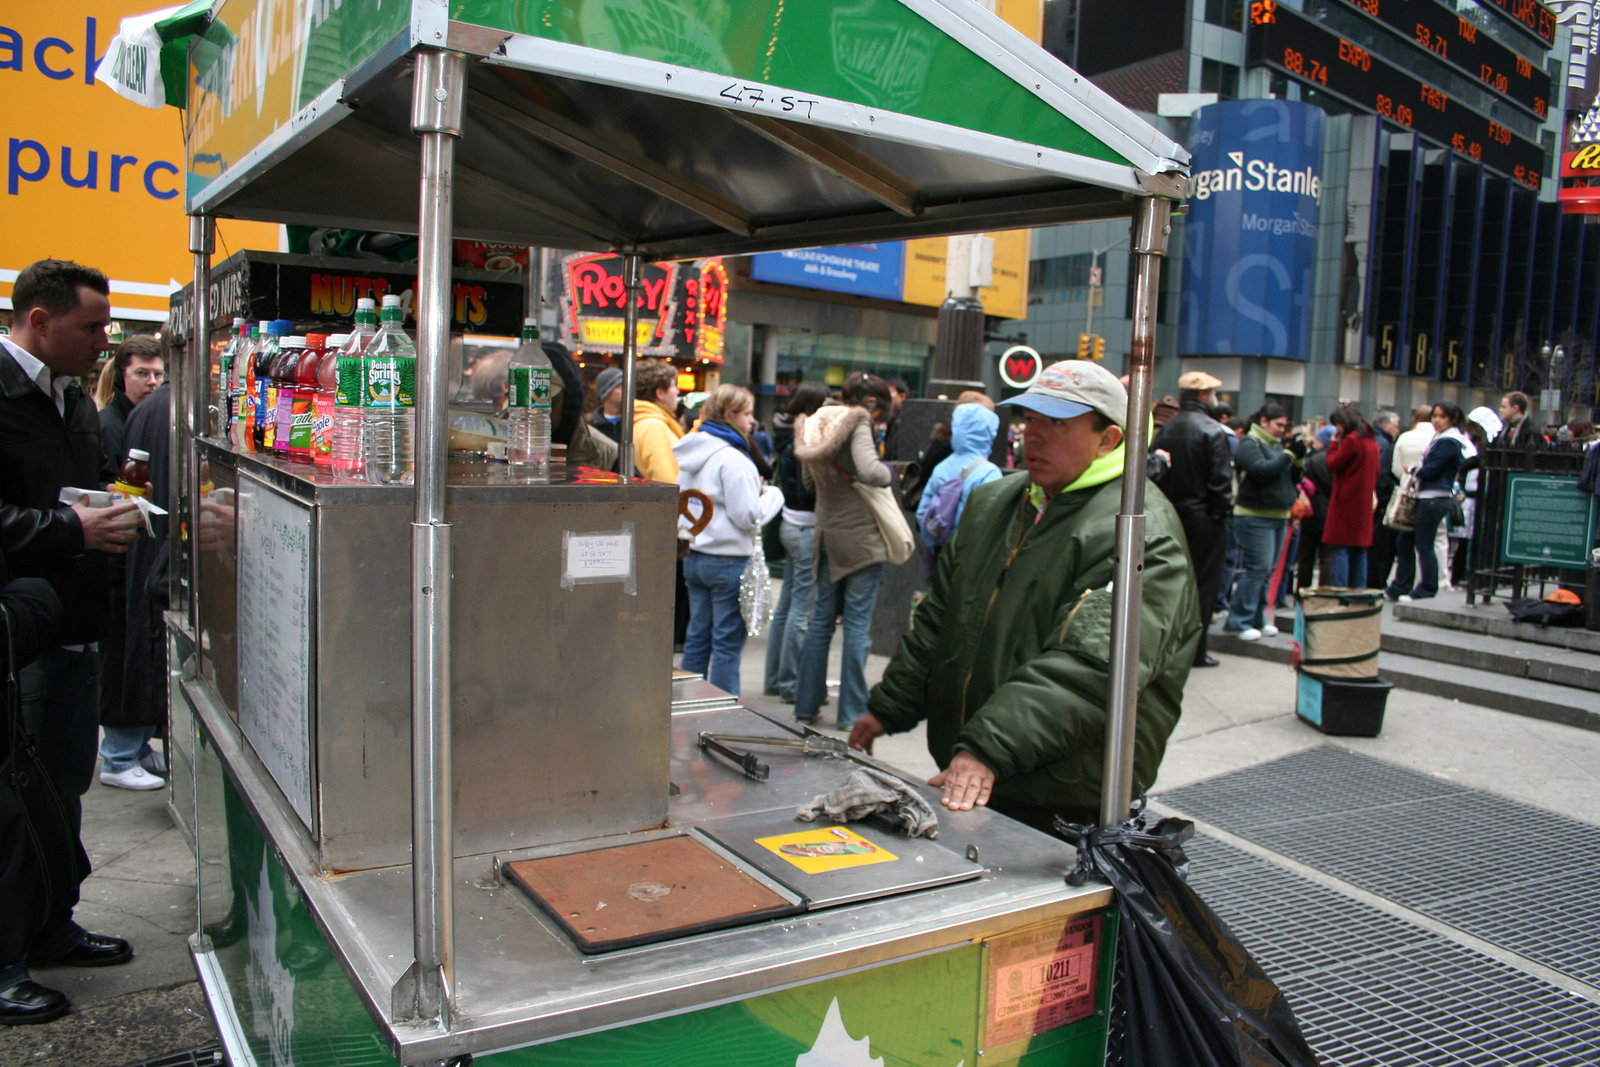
[116,2,1189,1063]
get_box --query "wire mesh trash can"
[1295,587,1384,679]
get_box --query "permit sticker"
[982,914,1102,1050]
[754,826,898,874]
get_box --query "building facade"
[1012,0,1599,428]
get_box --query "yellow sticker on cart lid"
[754,826,898,874]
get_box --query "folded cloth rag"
[795,768,940,839]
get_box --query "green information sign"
[1500,474,1599,568]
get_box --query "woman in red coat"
[1322,403,1381,587]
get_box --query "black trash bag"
[1504,597,1584,627]
[1056,809,1320,1067]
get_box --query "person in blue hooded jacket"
[916,398,1003,544]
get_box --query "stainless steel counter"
[187,677,1109,1064]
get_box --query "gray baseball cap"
[1004,359,1128,428]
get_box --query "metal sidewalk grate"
[122,1045,225,1067]
[1159,745,1600,987]
[1182,836,1600,1067]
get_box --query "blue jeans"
[1390,497,1449,599]
[1325,545,1369,588]
[795,554,883,726]
[682,551,750,695]
[99,725,157,773]
[1225,516,1287,631]
[762,522,816,701]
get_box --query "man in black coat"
[1154,371,1234,667]
[1498,391,1543,448]
[0,260,144,1022]
[1369,410,1399,591]
[97,336,167,790]
[103,381,173,791]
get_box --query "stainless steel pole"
[406,47,465,1030]
[617,254,643,481]
[186,214,214,633]
[1099,196,1172,829]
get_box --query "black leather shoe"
[0,980,69,1025]
[30,931,133,968]
[1193,655,1220,668]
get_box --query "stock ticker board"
[1246,1,1545,188]
[1331,0,1552,119]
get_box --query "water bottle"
[333,300,378,480]
[214,318,247,440]
[362,294,416,485]
[506,318,553,482]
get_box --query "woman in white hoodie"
[674,385,782,695]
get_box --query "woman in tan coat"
[792,373,895,728]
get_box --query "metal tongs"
[697,708,850,781]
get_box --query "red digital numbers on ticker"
[1282,47,1328,84]
[1250,0,1277,24]
[1375,93,1414,126]
[1415,23,1448,58]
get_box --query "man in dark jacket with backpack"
[1154,372,1233,667]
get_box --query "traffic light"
[1077,332,1091,359]
[1092,335,1106,361]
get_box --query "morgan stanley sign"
[1180,100,1326,360]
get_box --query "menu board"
[236,474,315,829]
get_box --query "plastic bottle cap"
[356,297,376,309]
[381,294,402,307]
[306,334,328,347]
[270,319,294,334]
[282,337,306,348]
[328,334,350,347]
[128,449,151,462]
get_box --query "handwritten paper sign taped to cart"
[753,826,898,874]
[562,522,636,594]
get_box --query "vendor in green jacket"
[850,360,1201,830]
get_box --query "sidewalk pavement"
[8,592,1598,1063]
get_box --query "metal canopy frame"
[164,0,1190,1045]
[187,10,1187,259]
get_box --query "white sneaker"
[140,749,167,776]
[1397,594,1414,603]
[1260,624,1279,637]
[100,765,164,791]
[1238,627,1262,641]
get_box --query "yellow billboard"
[0,3,277,322]
[902,230,1032,322]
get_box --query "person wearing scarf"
[850,360,1200,830]
[672,385,782,695]
[1388,402,1473,602]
